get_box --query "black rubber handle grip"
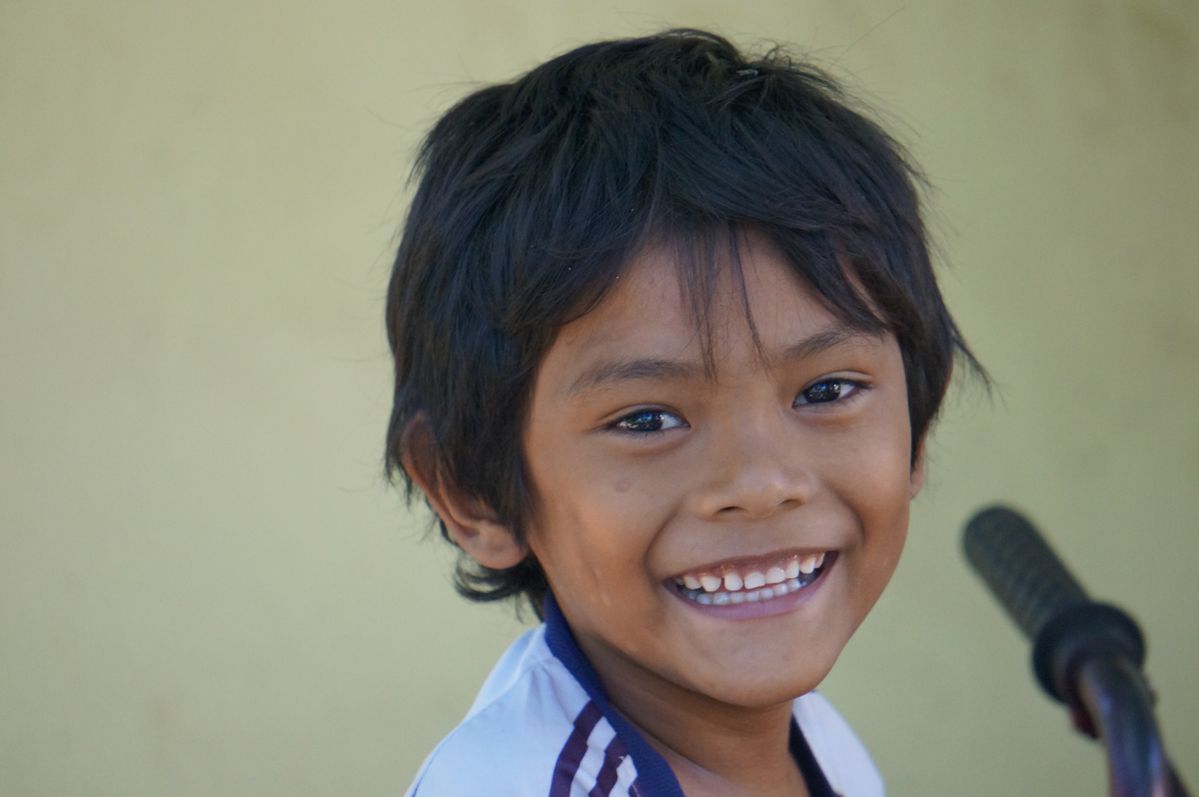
[962,505,1091,640]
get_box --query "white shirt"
[406,595,883,796]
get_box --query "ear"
[401,419,528,570]
[909,437,927,499]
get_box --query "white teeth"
[681,574,816,606]
[677,551,830,605]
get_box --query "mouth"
[670,551,835,606]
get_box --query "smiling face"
[521,234,922,719]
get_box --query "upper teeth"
[675,552,827,594]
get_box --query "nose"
[690,413,815,520]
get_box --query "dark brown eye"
[795,379,858,406]
[613,409,686,433]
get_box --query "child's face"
[521,235,921,712]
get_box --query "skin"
[413,233,923,796]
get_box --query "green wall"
[2,1,1195,794]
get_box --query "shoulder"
[794,691,885,797]
[405,627,594,797]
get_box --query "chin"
[687,654,840,710]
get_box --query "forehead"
[538,237,861,389]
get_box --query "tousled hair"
[385,29,983,618]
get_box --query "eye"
[611,408,687,434]
[794,378,861,406]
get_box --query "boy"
[387,29,979,796]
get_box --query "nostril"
[717,496,798,516]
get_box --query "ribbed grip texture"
[963,505,1091,640]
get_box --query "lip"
[668,552,838,620]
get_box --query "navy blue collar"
[544,593,686,795]
[542,593,837,796]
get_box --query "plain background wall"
[2,1,1195,795]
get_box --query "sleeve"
[404,687,566,797]
[405,718,553,797]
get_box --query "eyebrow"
[563,324,877,397]
[772,325,877,366]
[564,357,704,397]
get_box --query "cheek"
[869,502,910,580]
[860,475,912,592]
[540,434,675,519]
[524,451,656,578]
[835,414,914,570]
[832,430,912,506]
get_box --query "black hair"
[385,29,984,618]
